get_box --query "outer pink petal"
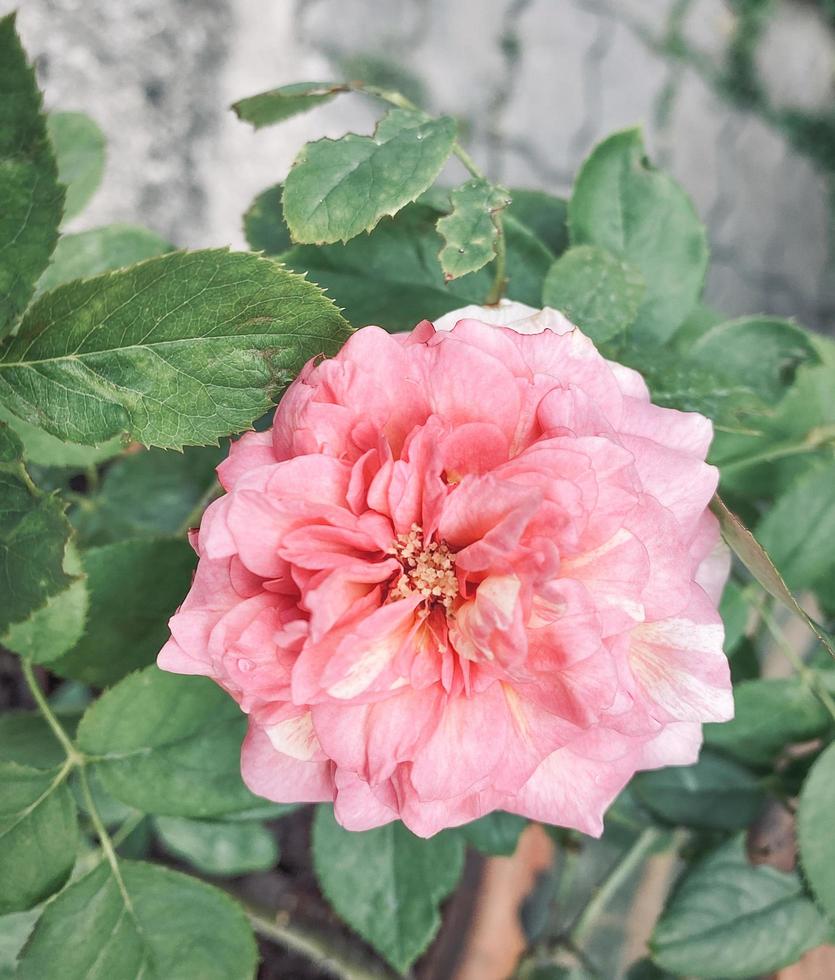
[217,430,277,491]
[629,585,733,724]
[333,769,399,831]
[241,722,334,803]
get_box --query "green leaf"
[45,112,105,222]
[719,580,749,655]
[0,425,76,638]
[506,188,568,256]
[16,860,257,979]
[0,249,352,450]
[312,805,465,972]
[569,128,708,343]
[232,81,346,128]
[46,537,195,686]
[0,908,39,980]
[35,224,172,295]
[154,816,278,876]
[542,244,645,344]
[618,345,766,434]
[688,316,819,402]
[0,762,78,914]
[0,402,124,470]
[284,203,550,330]
[0,12,64,336]
[797,741,835,921]
[711,496,835,661]
[243,185,290,255]
[651,835,829,978]
[0,712,81,769]
[437,178,510,279]
[705,677,835,767]
[459,811,527,856]
[756,460,835,602]
[632,750,765,830]
[77,666,259,817]
[72,445,222,547]
[3,541,88,664]
[283,108,457,244]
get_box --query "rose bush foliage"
[3,11,835,979]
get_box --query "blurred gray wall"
[6,0,835,331]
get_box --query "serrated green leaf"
[651,835,829,978]
[3,540,87,664]
[47,537,195,686]
[506,188,568,256]
[569,128,707,344]
[459,811,527,856]
[154,816,278,876]
[0,402,124,469]
[0,249,352,450]
[0,425,76,638]
[46,111,105,222]
[72,445,222,547]
[35,224,172,296]
[0,12,64,336]
[0,762,78,914]
[632,750,765,830]
[797,741,835,921]
[284,108,457,244]
[16,860,257,980]
[312,805,465,972]
[233,81,345,129]
[242,185,291,255]
[0,711,81,769]
[688,316,819,402]
[284,203,551,330]
[77,666,260,817]
[705,677,835,766]
[542,244,645,344]
[437,178,510,279]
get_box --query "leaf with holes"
[283,108,457,244]
[437,178,510,279]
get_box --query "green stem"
[719,425,835,474]
[245,907,391,980]
[177,478,222,535]
[569,826,662,950]
[78,764,136,911]
[759,601,835,724]
[20,660,83,765]
[484,216,507,305]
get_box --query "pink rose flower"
[158,301,733,838]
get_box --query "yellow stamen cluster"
[388,524,458,611]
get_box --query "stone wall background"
[5,0,835,332]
